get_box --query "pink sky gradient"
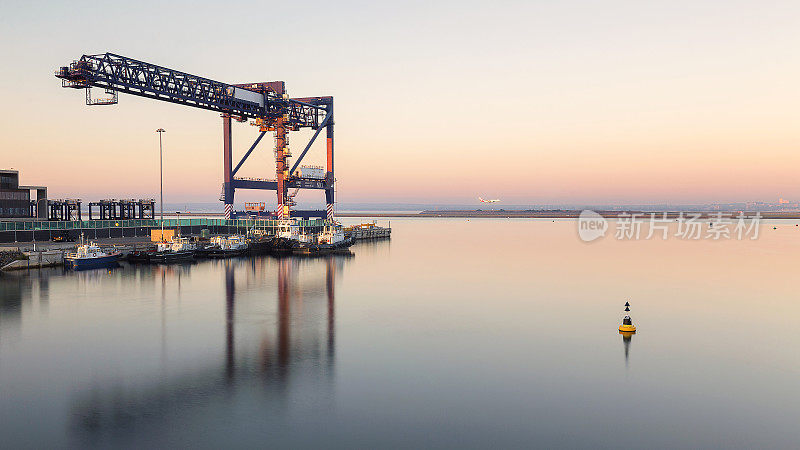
[2,1,799,205]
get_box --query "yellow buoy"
[619,302,636,333]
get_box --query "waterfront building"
[0,169,47,219]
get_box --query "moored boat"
[292,222,354,255]
[151,237,197,263]
[272,220,303,254]
[200,235,249,258]
[66,240,121,270]
[127,245,157,263]
[246,230,276,255]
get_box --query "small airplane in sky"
[478,197,500,203]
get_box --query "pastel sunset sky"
[1,0,799,206]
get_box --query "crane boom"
[54,53,327,128]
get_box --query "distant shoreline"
[337,210,800,219]
[78,210,800,220]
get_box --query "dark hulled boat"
[66,241,122,270]
[150,237,197,263]
[127,247,156,263]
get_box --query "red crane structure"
[55,53,335,220]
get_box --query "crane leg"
[222,115,234,219]
[275,118,289,219]
[325,117,334,221]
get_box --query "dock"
[0,218,391,271]
[0,218,327,244]
[344,223,392,240]
[1,250,64,271]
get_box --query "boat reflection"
[0,268,54,330]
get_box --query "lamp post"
[156,128,165,238]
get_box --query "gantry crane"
[55,53,335,220]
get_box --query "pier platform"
[0,218,326,244]
[0,218,391,270]
[344,223,392,240]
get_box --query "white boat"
[273,220,302,253]
[151,236,197,263]
[66,239,121,270]
[277,220,301,240]
[274,219,353,254]
[170,236,198,253]
[202,235,249,257]
[318,223,346,245]
[293,222,354,254]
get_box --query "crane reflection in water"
[66,254,349,440]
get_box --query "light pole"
[156,128,165,238]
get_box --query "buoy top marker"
[619,301,636,333]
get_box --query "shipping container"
[151,229,176,242]
[298,165,326,179]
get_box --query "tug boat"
[200,235,249,258]
[318,223,350,246]
[270,219,354,255]
[66,239,121,270]
[293,222,355,255]
[246,229,277,255]
[127,246,156,263]
[272,220,303,254]
[150,236,197,263]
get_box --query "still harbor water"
[1,219,799,448]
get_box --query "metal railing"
[0,218,326,232]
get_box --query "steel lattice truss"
[55,53,328,127]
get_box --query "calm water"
[1,219,799,448]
